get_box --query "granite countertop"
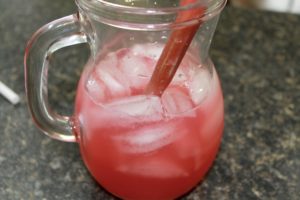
[0,0,299,199]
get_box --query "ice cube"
[132,43,163,60]
[162,86,195,116]
[86,73,106,103]
[172,68,188,84]
[107,95,163,119]
[189,69,211,104]
[97,52,119,70]
[200,96,224,140]
[91,53,131,102]
[171,52,201,86]
[114,119,188,154]
[182,52,199,68]
[117,158,189,178]
[96,67,130,97]
[118,50,155,89]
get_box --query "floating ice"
[107,95,163,119]
[172,68,188,84]
[122,123,175,151]
[189,69,211,104]
[132,43,163,60]
[86,53,131,103]
[86,73,105,103]
[114,119,188,154]
[162,86,195,116]
[118,50,155,89]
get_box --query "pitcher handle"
[24,14,87,142]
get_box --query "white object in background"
[291,0,300,14]
[231,0,300,14]
[259,0,290,13]
[0,81,20,105]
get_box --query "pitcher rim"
[75,0,227,30]
[76,0,227,19]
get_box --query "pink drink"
[74,43,224,200]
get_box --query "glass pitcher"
[25,0,226,199]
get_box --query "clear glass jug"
[25,0,226,199]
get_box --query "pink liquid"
[74,44,224,200]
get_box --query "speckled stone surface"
[0,0,299,199]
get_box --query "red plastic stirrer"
[145,0,206,96]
